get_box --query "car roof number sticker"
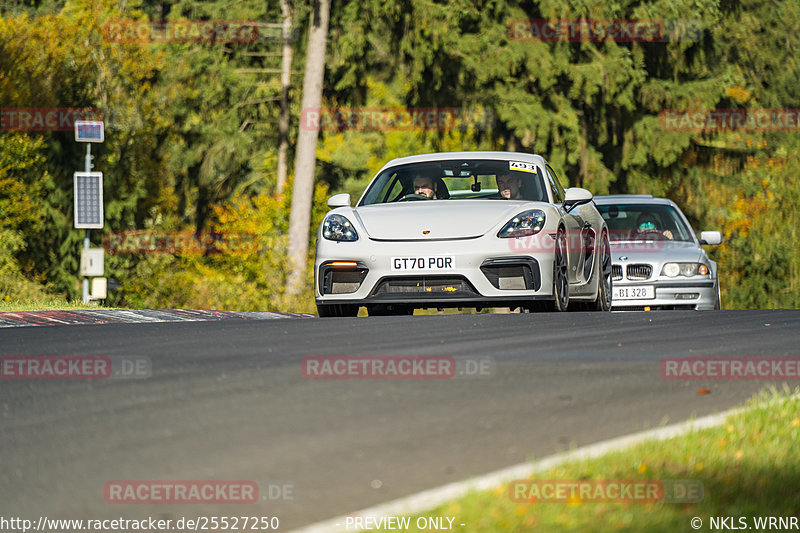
[509,161,537,173]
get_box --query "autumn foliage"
[1,0,798,310]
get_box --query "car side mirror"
[327,193,351,208]
[563,187,593,212]
[699,230,722,245]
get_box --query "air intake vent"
[319,264,368,295]
[480,258,541,291]
[371,277,478,298]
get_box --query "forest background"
[1,0,797,312]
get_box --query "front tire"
[530,228,569,312]
[591,233,613,311]
[317,303,359,317]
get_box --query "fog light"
[674,293,700,300]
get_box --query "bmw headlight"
[662,263,680,277]
[497,210,546,238]
[661,262,710,277]
[322,214,359,242]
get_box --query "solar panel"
[74,172,104,228]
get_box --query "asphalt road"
[1,310,798,530]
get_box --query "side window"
[383,177,404,202]
[545,165,565,204]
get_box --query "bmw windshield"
[597,204,695,242]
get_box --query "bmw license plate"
[391,256,455,271]
[613,286,655,300]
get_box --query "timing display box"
[75,120,104,142]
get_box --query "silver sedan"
[593,195,722,310]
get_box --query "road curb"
[0,309,313,327]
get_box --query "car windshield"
[358,159,550,205]
[597,203,695,242]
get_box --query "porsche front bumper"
[314,235,557,308]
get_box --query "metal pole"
[82,144,92,304]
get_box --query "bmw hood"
[351,201,530,240]
[610,239,704,263]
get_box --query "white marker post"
[74,120,104,303]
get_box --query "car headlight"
[497,210,546,238]
[322,214,359,242]
[662,263,680,277]
[661,262,710,277]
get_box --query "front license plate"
[391,256,455,271]
[613,286,655,300]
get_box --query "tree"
[285,0,330,297]
[276,0,294,196]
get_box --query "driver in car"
[412,175,439,199]
[496,172,523,199]
[635,213,674,240]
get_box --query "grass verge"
[0,299,115,312]
[413,387,800,532]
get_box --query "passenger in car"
[496,173,523,199]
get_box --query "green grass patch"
[0,298,116,312]
[413,387,800,532]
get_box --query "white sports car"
[314,151,612,316]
